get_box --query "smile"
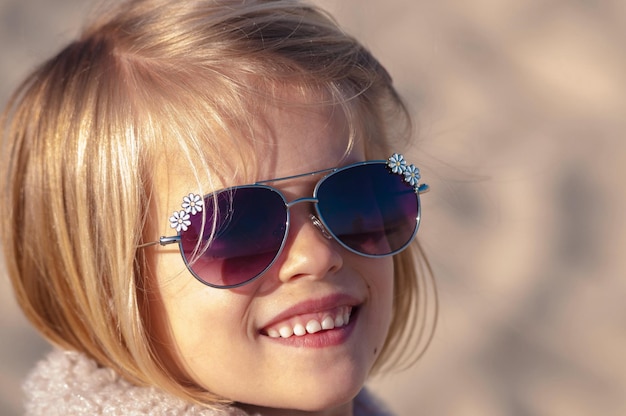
[263,306,353,339]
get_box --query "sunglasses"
[142,153,428,288]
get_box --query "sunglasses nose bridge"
[284,197,333,240]
[285,197,318,208]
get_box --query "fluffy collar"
[23,349,394,415]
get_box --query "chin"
[237,397,354,416]
[235,380,362,415]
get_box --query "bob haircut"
[0,0,436,407]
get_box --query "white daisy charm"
[169,210,192,232]
[182,193,203,215]
[403,164,421,189]
[387,153,407,174]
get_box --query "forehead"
[254,98,354,178]
[177,90,355,171]
[154,92,362,224]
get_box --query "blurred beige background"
[1,0,625,415]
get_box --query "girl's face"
[151,100,394,415]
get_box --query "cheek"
[146,251,226,379]
[364,257,395,368]
[147,250,261,393]
[362,255,394,301]
[354,255,395,338]
[375,257,395,331]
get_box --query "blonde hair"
[0,0,436,407]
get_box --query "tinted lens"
[179,187,287,287]
[316,163,419,256]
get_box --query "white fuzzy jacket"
[23,350,394,415]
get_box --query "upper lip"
[258,293,361,332]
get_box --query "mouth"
[261,306,356,339]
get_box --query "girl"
[0,0,435,414]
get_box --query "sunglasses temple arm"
[137,235,181,249]
[417,183,430,194]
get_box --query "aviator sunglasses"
[142,153,429,288]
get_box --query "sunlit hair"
[0,0,436,407]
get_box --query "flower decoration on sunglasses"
[169,210,192,232]
[182,193,204,215]
[387,153,407,174]
[387,153,423,193]
[169,193,204,232]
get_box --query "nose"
[274,208,344,283]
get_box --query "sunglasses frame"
[141,153,429,288]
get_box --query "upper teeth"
[266,306,352,339]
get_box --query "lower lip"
[262,308,359,348]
